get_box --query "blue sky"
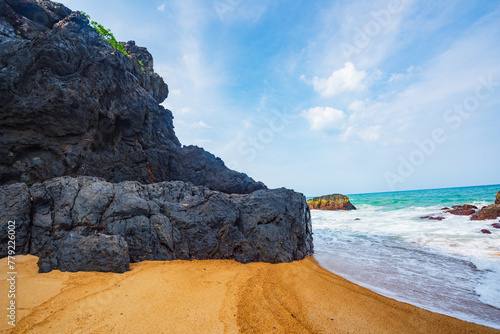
[58,0,500,196]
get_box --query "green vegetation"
[81,11,144,70]
[81,11,128,56]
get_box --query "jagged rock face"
[0,182,31,255]
[0,1,313,273]
[0,177,313,273]
[38,233,130,273]
[496,191,499,205]
[307,194,356,211]
[0,0,265,194]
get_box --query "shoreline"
[1,255,499,333]
[315,251,500,331]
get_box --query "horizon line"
[306,183,500,198]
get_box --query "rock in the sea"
[470,204,500,221]
[444,205,477,216]
[307,194,356,211]
[1,177,313,272]
[480,229,491,234]
[496,191,500,205]
[37,234,130,273]
[491,223,500,229]
[0,0,264,194]
[420,216,445,221]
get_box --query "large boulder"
[307,194,356,210]
[444,204,478,216]
[0,0,264,194]
[0,177,313,272]
[470,204,500,221]
[37,234,130,273]
[496,191,500,205]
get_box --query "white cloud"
[308,62,366,97]
[214,1,269,23]
[348,100,365,111]
[358,125,382,141]
[340,126,355,142]
[177,107,193,114]
[195,121,211,128]
[157,2,166,12]
[243,119,253,128]
[175,117,211,127]
[302,107,345,131]
[192,139,212,145]
[388,65,416,83]
[339,124,381,142]
[184,120,211,129]
[335,13,500,147]
[293,0,416,78]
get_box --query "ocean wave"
[311,187,500,329]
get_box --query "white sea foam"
[312,204,500,329]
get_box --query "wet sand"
[1,255,499,334]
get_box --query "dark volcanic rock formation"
[496,191,500,205]
[38,233,130,273]
[0,0,314,273]
[307,194,356,211]
[0,182,31,255]
[1,177,313,273]
[0,0,264,194]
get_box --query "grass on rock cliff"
[81,11,144,71]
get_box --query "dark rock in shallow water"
[445,205,477,216]
[1,177,313,272]
[492,223,500,229]
[38,234,130,273]
[470,204,500,221]
[420,216,445,221]
[480,229,491,234]
[0,0,264,194]
[307,194,356,211]
[496,191,500,205]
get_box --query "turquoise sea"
[310,184,500,329]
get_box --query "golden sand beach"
[1,255,499,334]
